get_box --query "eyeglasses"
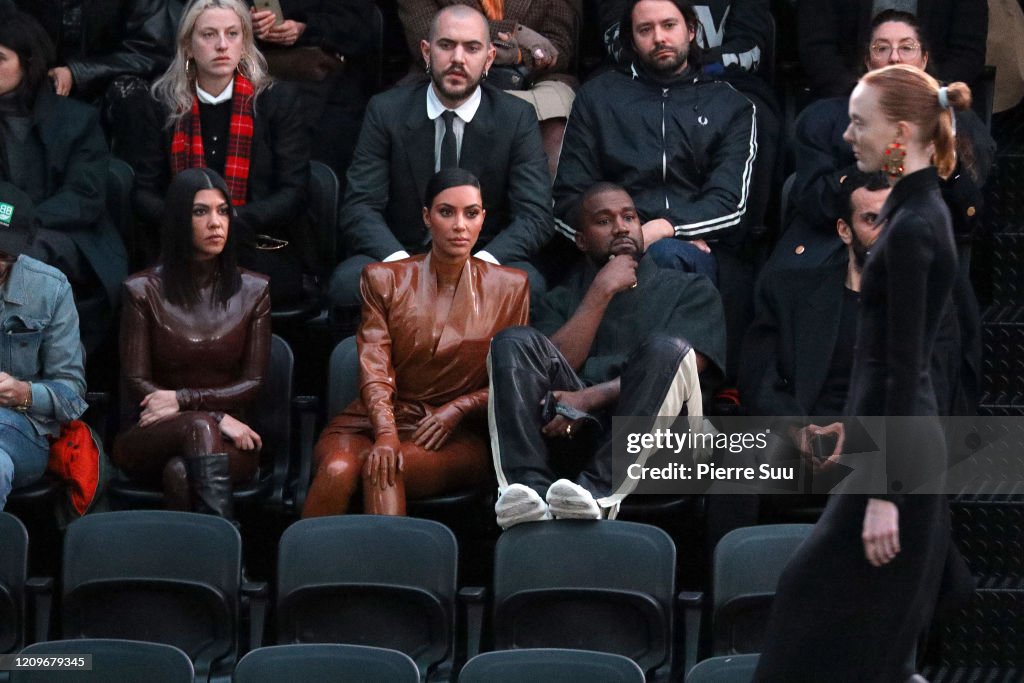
[869,41,922,60]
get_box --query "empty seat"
[234,644,419,683]
[492,520,676,681]
[459,648,646,683]
[276,516,458,681]
[12,639,193,683]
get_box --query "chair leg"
[185,453,235,518]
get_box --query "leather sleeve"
[356,266,399,438]
[67,0,174,96]
[120,280,161,402]
[174,283,272,411]
[444,388,489,419]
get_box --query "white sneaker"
[546,479,603,520]
[495,484,552,529]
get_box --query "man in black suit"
[740,172,889,433]
[328,4,553,332]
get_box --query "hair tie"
[937,86,950,108]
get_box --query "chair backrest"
[459,648,646,683]
[249,334,294,501]
[235,644,419,683]
[492,520,676,678]
[61,511,242,681]
[0,512,28,654]
[327,336,359,417]
[276,516,458,681]
[685,653,760,683]
[712,524,813,655]
[12,639,194,683]
[307,160,340,272]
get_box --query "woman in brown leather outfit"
[113,168,271,517]
[303,168,530,517]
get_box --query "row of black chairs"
[1,510,811,682]
[9,640,659,683]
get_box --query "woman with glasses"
[125,0,314,308]
[798,1,987,99]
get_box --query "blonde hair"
[861,64,971,179]
[151,0,272,125]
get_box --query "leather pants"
[487,327,697,503]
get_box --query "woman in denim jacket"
[0,183,88,509]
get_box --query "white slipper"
[546,479,603,520]
[495,483,552,529]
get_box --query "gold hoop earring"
[185,57,194,77]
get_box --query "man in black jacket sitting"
[554,0,758,377]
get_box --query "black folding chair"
[276,516,459,681]
[59,511,266,683]
[459,648,646,683]
[12,639,193,683]
[492,520,677,682]
[683,524,812,673]
[234,644,419,683]
[685,653,760,683]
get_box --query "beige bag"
[987,0,1024,112]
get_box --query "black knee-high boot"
[185,453,234,518]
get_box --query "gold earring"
[882,141,906,178]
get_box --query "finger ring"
[565,424,573,437]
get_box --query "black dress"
[754,168,958,682]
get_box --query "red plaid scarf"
[170,73,255,206]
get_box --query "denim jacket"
[1,255,88,437]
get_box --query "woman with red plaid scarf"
[125,0,314,309]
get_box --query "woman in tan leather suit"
[113,168,271,518]
[304,168,530,517]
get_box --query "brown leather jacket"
[119,265,272,418]
[346,254,530,438]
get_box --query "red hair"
[861,64,971,179]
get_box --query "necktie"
[440,110,458,169]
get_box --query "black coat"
[797,0,989,98]
[740,261,964,419]
[127,82,310,247]
[14,88,127,304]
[553,65,758,244]
[15,0,174,98]
[339,82,553,264]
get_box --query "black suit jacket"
[740,259,965,418]
[339,82,553,263]
[739,263,848,417]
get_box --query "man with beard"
[488,182,725,528]
[553,0,758,379]
[328,4,552,335]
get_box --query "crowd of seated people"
[1,0,1008,566]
